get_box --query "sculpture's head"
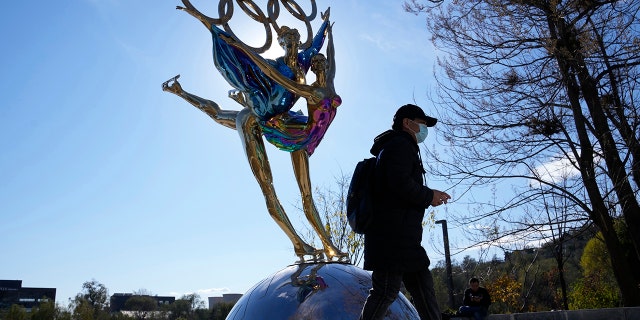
[310,54,327,74]
[278,26,301,51]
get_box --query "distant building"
[110,293,175,312]
[208,294,242,310]
[0,280,56,311]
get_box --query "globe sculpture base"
[226,262,420,320]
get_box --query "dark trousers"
[359,269,441,320]
[458,306,488,320]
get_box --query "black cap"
[393,104,437,129]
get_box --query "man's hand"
[431,189,451,207]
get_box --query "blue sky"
[1,0,474,306]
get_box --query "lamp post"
[436,219,455,310]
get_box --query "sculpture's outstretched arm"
[176,0,216,30]
[298,10,331,71]
[220,34,314,98]
[162,75,237,129]
[325,23,336,89]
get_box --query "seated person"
[458,277,491,320]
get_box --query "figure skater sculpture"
[163,0,347,263]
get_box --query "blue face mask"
[411,121,429,143]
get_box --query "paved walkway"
[482,307,640,320]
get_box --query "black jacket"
[363,130,435,272]
[463,287,491,308]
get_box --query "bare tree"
[298,174,365,266]
[404,0,640,305]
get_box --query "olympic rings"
[204,0,320,53]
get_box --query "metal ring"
[188,0,320,54]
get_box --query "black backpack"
[346,156,377,234]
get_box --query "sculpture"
[162,0,347,263]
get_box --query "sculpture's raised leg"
[162,75,238,129]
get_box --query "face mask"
[410,120,429,143]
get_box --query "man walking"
[359,104,451,320]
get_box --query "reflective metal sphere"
[226,262,420,319]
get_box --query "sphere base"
[226,262,419,319]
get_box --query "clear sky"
[1,0,473,306]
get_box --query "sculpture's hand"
[162,74,183,95]
[228,90,247,107]
[321,7,330,21]
[218,33,237,46]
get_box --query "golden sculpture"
[163,0,347,263]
